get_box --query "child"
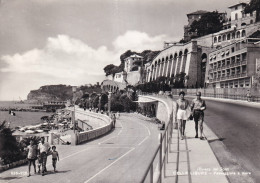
[36,154,41,174]
[51,146,59,172]
[26,140,37,177]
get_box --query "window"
[232,32,235,39]
[231,47,235,52]
[235,13,238,20]
[223,35,226,41]
[218,36,221,42]
[214,37,217,43]
[236,31,240,38]
[250,20,254,24]
[227,34,230,40]
[242,30,246,37]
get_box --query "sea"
[0,101,53,128]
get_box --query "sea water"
[0,101,53,128]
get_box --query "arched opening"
[160,58,165,77]
[250,19,254,24]
[214,37,217,43]
[201,53,207,87]
[223,34,226,41]
[181,49,189,73]
[218,36,221,42]
[242,30,246,37]
[241,22,246,26]
[227,34,230,40]
[232,32,235,39]
[236,31,240,38]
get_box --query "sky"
[0,0,240,100]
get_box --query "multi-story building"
[223,2,256,30]
[184,10,209,42]
[124,54,144,72]
[207,38,260,88]
[101,54,144,92]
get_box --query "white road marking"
[136,121,151,146]
[84,147,135,183]
[98,118,124,145]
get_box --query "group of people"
[25,137,59,177]
[175,91,206,140]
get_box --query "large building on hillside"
[101,54,144,93]
[143,1,260,89]
[144,41,209,88]
[184,10,209,42]
[207,38,260,88]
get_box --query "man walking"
[191,92,206,140]
[38,137,51,176]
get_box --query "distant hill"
[27,84,102,103]
[27,85,73,103]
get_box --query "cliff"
[27,85,73,103]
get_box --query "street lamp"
[108,91,112,113]
[98,94,101,112]
[72,86,77,133]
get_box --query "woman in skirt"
[176,91,190,140]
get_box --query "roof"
[125,54,143,60]
[187,10,209,16]
[228,2,247,9]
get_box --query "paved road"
[175,96,260,182]
[0,113,161,183]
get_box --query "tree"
[189,11,223,38]
[103,64,117,76]
[244,0,260,22]
[0,121,24,165]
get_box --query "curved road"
[1,113,161,183]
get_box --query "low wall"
[138,95,177,126]
[171,88,260,102]
[71,111,113,145]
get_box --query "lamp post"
[72,86,77,133]
[108,91,112,113]
[98,94,101,112]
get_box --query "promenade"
[1,95,258,182]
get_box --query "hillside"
[27,85,73,103]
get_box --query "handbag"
[189,114,193,121]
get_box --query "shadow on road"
[45,170,71,175]
[208,138,226,143]
[0,177,23,181]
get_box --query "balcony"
[208,73,248,83]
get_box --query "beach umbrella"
[36,129,43,133]
[25,130,35,134]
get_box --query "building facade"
[207,38,260,88]
[145,41,208,87]
[101,54,144,92]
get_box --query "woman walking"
[176,91,190,140]
[26,140,37,177]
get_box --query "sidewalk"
[163,121,229,183]
[173,94,260,109]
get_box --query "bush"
[0,121,25,165]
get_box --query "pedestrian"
[38,137,51,176]
[116,111,120,119]
[26,140,37,177]
[113,113,116,128]
[246,90,251,102]
[190,91,206,140]
[51,146,59,172]
[175,91,190,140]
